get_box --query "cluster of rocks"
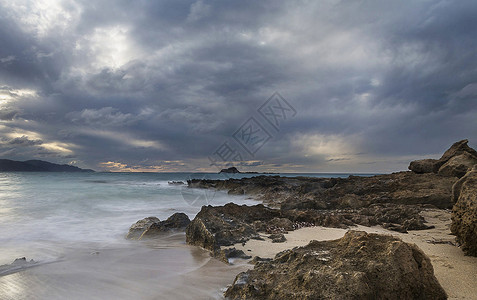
[409,139,477,178]
[224,231,447,300]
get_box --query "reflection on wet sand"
[0,233,246,300]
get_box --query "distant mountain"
[0,159,94,172]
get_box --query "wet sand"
[229,209,477,300]
[0,233,247,300]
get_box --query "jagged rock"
[190,172,455,209]
[283,203,433,233]
[141,213,190,238]
[250,256,273,265]
[451,165,477,256]
[0,257,38,276]
[186,203,281,252]
[252,217,295,234]
[269,233,286,243]
[408,159,441,174]
[217,248,252,263]
[126,217,160,239]
[126,213,190,240]
[439,139,477,162]
[224,231,447,300]
[438,152,477,178]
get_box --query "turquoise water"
[0,172,371,299]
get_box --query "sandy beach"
[227,209,477,300]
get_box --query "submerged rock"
[126,213,190,240]
[224,231,447,300]
[168,181,185,185]
[126,216,160,239]
[451,165,477,256]
[0,257,38,276]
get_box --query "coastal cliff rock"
[126,213,190,240]
[224,231,447,300]
[451,165,477,256]
[409,139,477,178]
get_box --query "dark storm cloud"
[0,0,476,171]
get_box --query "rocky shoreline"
[128,139,477,299]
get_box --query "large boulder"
[126,213,190,240]
[451,165,477,256]
[224,231,446,300]
[438,152,477,178]
[186,203,280,252]
[408,159,441,174]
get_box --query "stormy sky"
[1,0,477,172]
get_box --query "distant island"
[218,166,275,174]
[0,159,94,172]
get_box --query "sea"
[0,172,372,299]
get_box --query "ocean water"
[0,172,370,299]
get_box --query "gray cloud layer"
[0,0,476,172]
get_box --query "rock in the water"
[168,181,185,185]
[126,216,160,239]
[438,152,477,178]
[126,213,190,240]
[224,231,446,300]
[408,159,441,174]
[141,213,191,238]
[451,165,477,256]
